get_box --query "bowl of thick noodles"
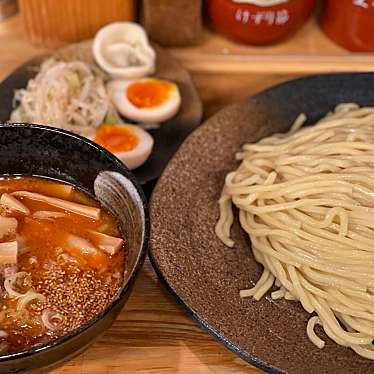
[0,123,148,373]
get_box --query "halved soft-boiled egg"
[93,123,154,170]
[106,78,181,123]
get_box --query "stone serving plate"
[0,124,149,373]
[0,41,203,185]
[149,73,374,374]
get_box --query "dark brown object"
[141,0,202,47]
[0,0,17,21]
[150,73,374,373]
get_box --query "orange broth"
[0,177,125,354]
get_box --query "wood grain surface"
[0,13,371,374]
[171,15,374,74]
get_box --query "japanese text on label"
[235,8,290,25]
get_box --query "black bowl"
[0,123,149,373]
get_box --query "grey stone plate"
[150,73,374,374]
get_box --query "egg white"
[106,79,181,123]
[92,124,154,170]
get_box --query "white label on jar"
[233,0,288,6]
[353,0,374,8]
[235,8,289,25]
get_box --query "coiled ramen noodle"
[215,103,374,359]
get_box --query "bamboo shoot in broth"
[0,177,125,355]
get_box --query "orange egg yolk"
[95,124,139,153]
[127,80,173,108]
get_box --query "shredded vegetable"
[10,58,113,136]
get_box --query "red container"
[321,0,374,52]
[205,0,316,45]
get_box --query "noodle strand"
[216,104,374,359]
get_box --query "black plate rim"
[149,71,374,374]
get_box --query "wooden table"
[1,14,373,374]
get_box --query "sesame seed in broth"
[0,177,125,354]
[34,263,122,333]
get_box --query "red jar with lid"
[321,0,374,52]
[205,0,316,45]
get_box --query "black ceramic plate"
[0,41,203,185]
[150,73,374,374]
